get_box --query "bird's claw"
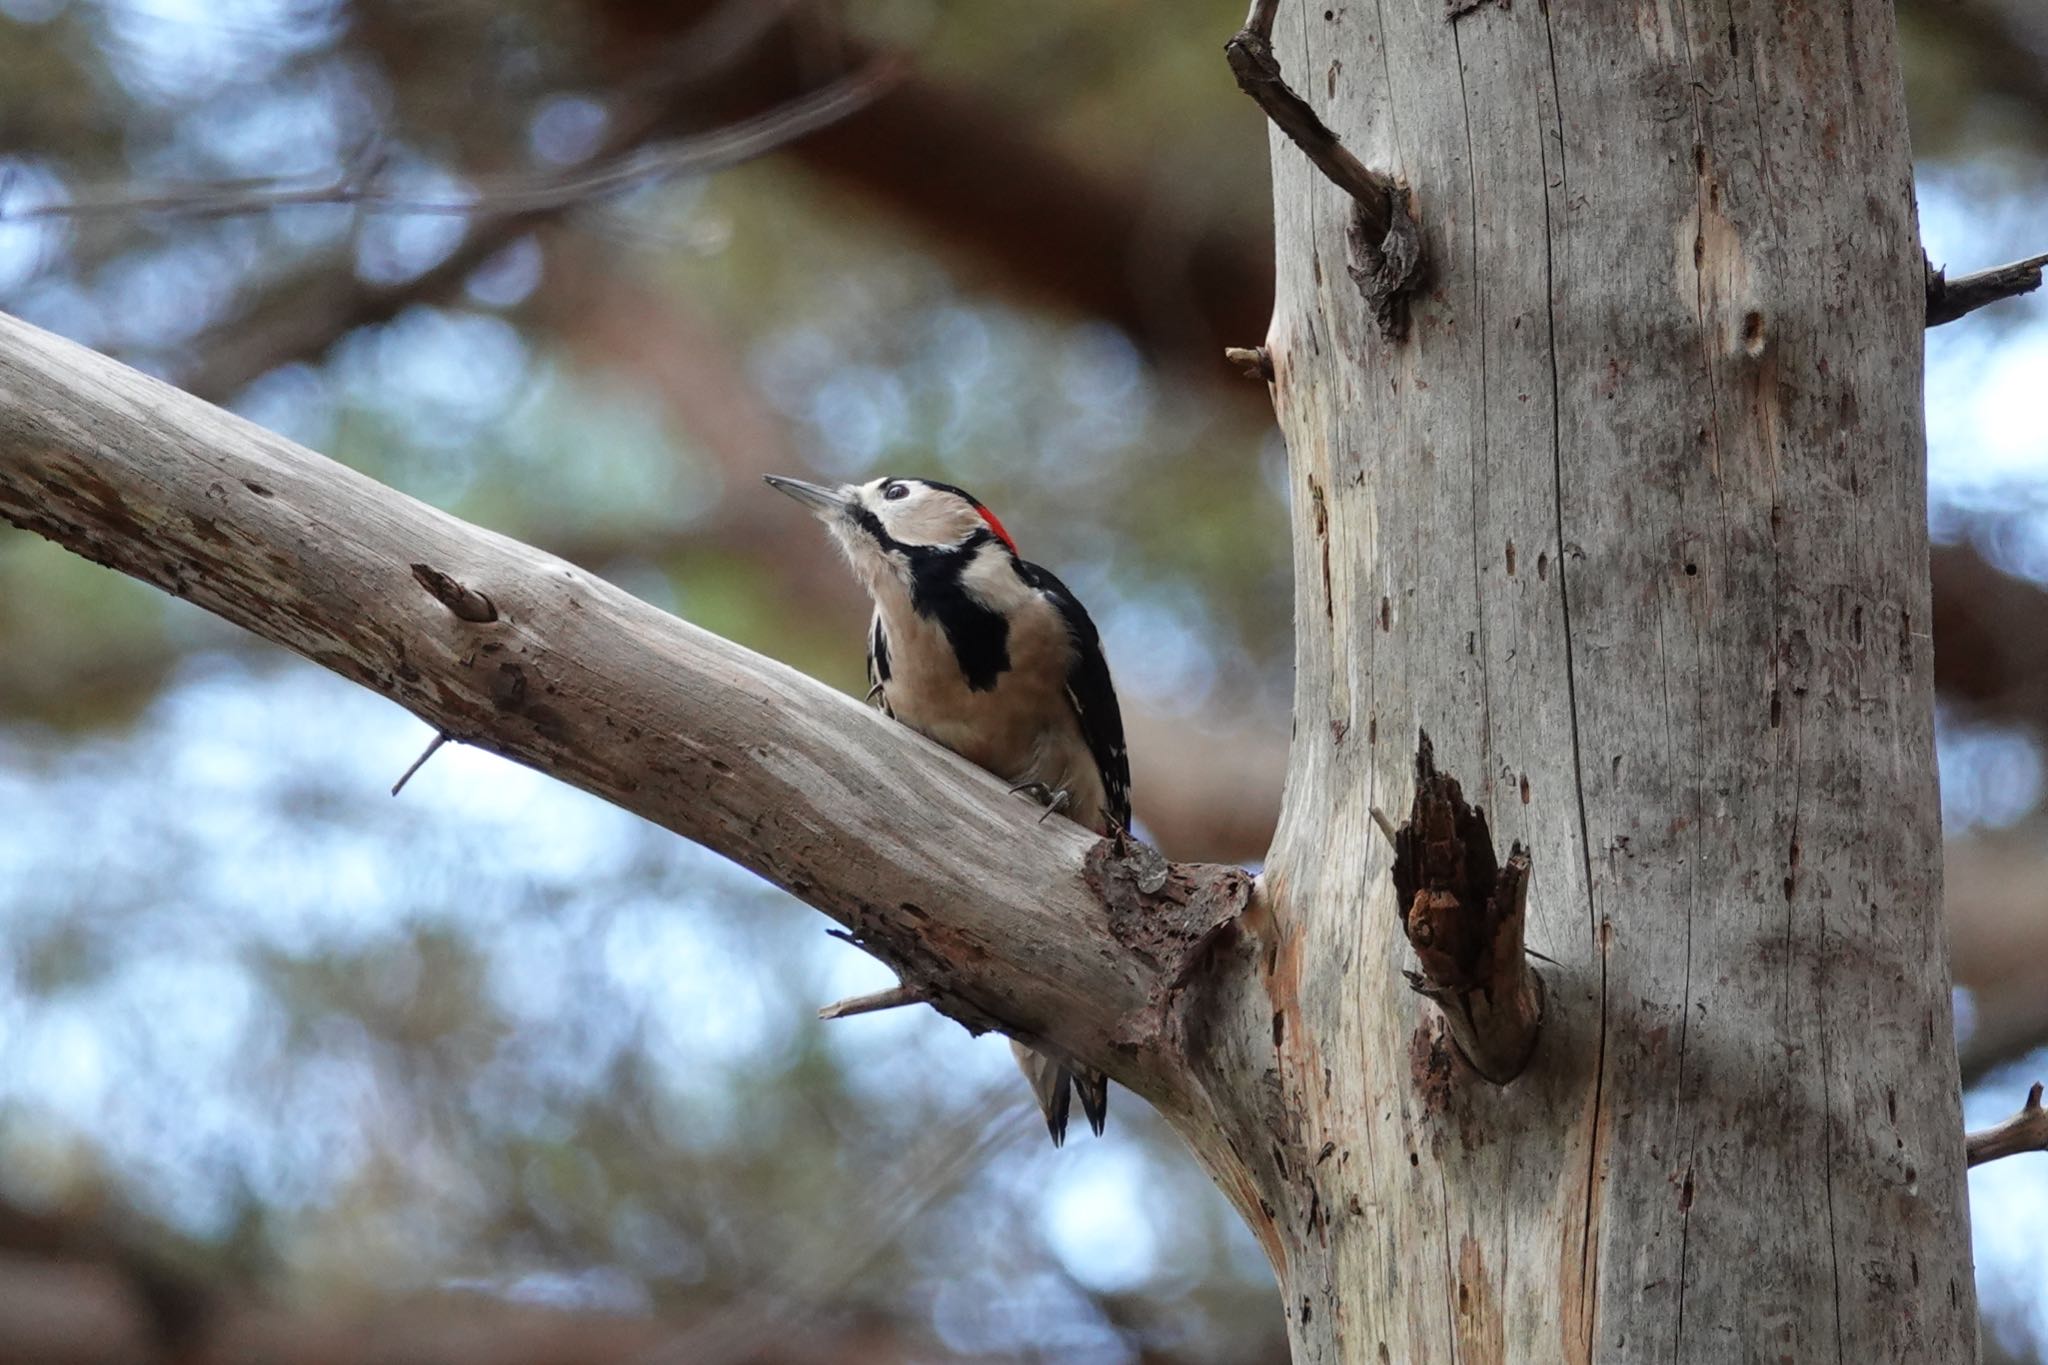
[1008,781,1072,823]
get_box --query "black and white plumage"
[766,472,1130,1144]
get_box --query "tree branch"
[1223,0,1423,338]
[1224,0,1395,234]
[0,310,1250,1103]
[1966,1082,2048,1167]
[1926,252,2048,327]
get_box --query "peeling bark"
[1387,732,1543,1083]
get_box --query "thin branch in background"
[634,1086,1032,1365]
[169,1,869,403]
[1926,252,2048,326]
[3,63,898,224]
[1967,1081,2048,1167]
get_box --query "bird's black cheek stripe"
[847,505,899,551]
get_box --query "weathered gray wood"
[1200,1,1976,1360]
[0,311,1251,1112]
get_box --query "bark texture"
[1213,2,1975,1360]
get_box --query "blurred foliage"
[0,0,2046,1360]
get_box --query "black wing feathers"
[1015,561,1131,831]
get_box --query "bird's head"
[765,474,1018,588]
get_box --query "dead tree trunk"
[1189,1,1976,1360]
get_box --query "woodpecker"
[766,473,1131,1145]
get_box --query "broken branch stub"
[817,983,925,1022]
[1925,251,2048,328]
[1388,731,1544,1083]
[1966,1081,2048,1167]
[1346,194,1426,342]
[410,563,497,623]
[1224,345,1275,381]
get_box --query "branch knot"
[410,563,497,623]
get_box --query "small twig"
[1224,345,1274,381]
[336,131,390,198]
[4,63,897,224]
[1241,0,1281,32]
[817,984,925,1021]
[1966,1081,2048,1167]
[1224,25,1395,240]
[390,732,450,797]
[1926,252,2048,327]
[410,563,498,623]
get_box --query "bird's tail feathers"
[1075,1067,1109,1137]
[1011,1040,1113,1146]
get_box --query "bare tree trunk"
[1182,1,1974,1360]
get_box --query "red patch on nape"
[977,505,1018,555]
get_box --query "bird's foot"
[1008,781,1072,823]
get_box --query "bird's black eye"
[883,482,910,501]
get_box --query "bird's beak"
[763,475,855,519]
